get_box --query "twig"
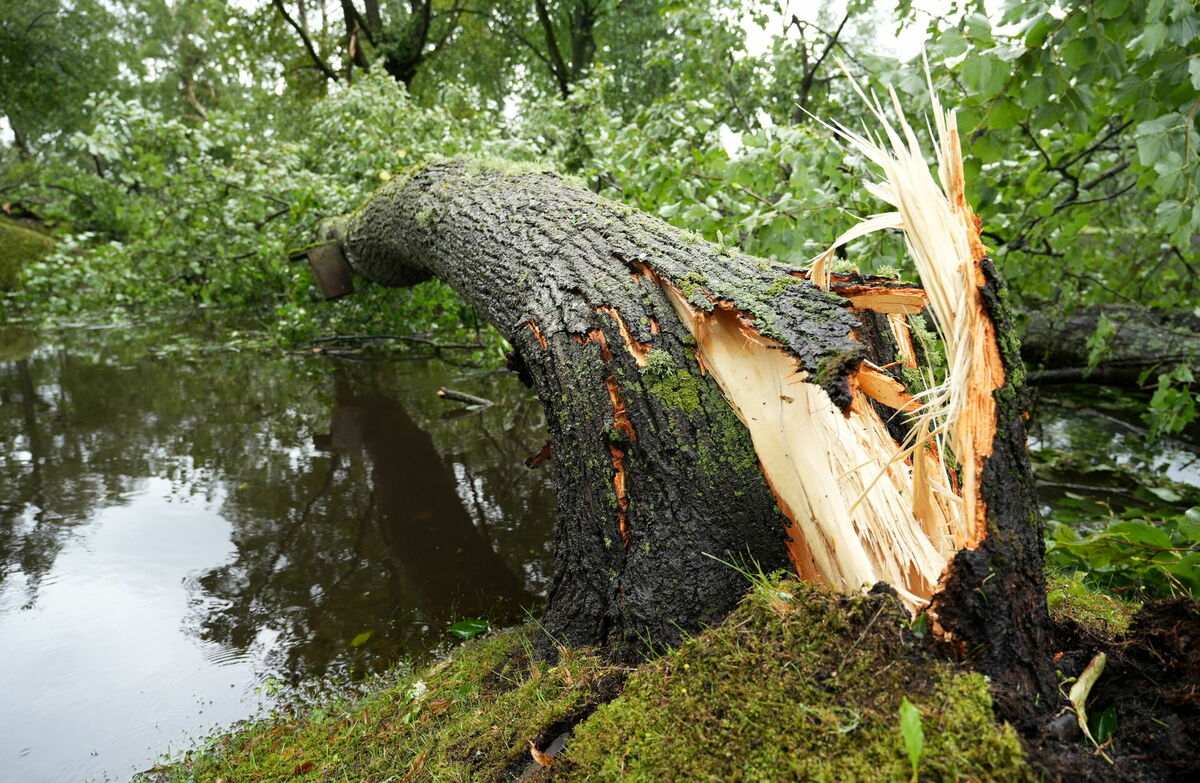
[437,387,493,408]
[311,334,484,351]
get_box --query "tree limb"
[272,0,339,82]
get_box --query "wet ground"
[0,321,555,782]
[1,322,1197,782]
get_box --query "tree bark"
[328,159,1057,705]
[1022,304,1200,387]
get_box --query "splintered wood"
[651,78,1000,613]
[659,284,954,609]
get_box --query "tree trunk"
[327,158,1058,706]
[1023,304,1200,386]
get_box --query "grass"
[141,575,1030,783]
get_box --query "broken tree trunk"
[324,148,1056,704]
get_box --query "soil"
[1003,598,1200,782]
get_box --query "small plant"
[1046,507,1200,601]
[448,619,489,640]
[899,696,925,782]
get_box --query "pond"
[3,322,1197,783]
[1027,384,1200,520]
[0,321,556,783]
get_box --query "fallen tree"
[1023,304,1200,387]
[320,96,1058,711]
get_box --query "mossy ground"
[0,216,54,290]
[1046,570,1141,637]
[141,576,1029,783]
[558,579,1028,783]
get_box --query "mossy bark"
[332,160,1056,700]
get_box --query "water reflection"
[1027,385,1200,516]
[192,370,540,680]
[0,324,555,781]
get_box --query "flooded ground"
[1027,385,1200,520]
[2,322,1197,783]
[0,322,555,782]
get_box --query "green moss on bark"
[648,369,703,413]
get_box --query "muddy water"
[0,323,555,782]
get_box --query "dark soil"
[1006,598,1200,781]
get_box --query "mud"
[1012,598,1200,781]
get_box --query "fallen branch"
[437,387,494,408]
[312,334,485,352]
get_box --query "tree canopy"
[2,0,1198,481]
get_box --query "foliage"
[914,0,1200,433]
[0,0,127,151]
[1047,506,1200,601]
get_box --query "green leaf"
[1156,200,1188,231]
[350,631,373,647]
[1142,22,1169,54]
[939,28,969,57]
[1190,59,1200,90]
[1086,313,1116,370]
[1109,520,1175,549]
[1061,37,1095,68]
[1147,486,1183,503]
[1098,0,1130,20]
[1088,706,1118,744]
[1019,75,1052,109]
[1024,16,1055,48]
[1181,508,1200,541]
[899,696,924,780]
[989,98,1023,130]
[962,53,1007,97]
[448,619,489,640]
[972,132,1006,164]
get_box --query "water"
[1027,385,1200,518]
[0,322,556,782]
[5,322,1195,782]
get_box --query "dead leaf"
[529,740,554,767]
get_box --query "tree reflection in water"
[0,325,556,681]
